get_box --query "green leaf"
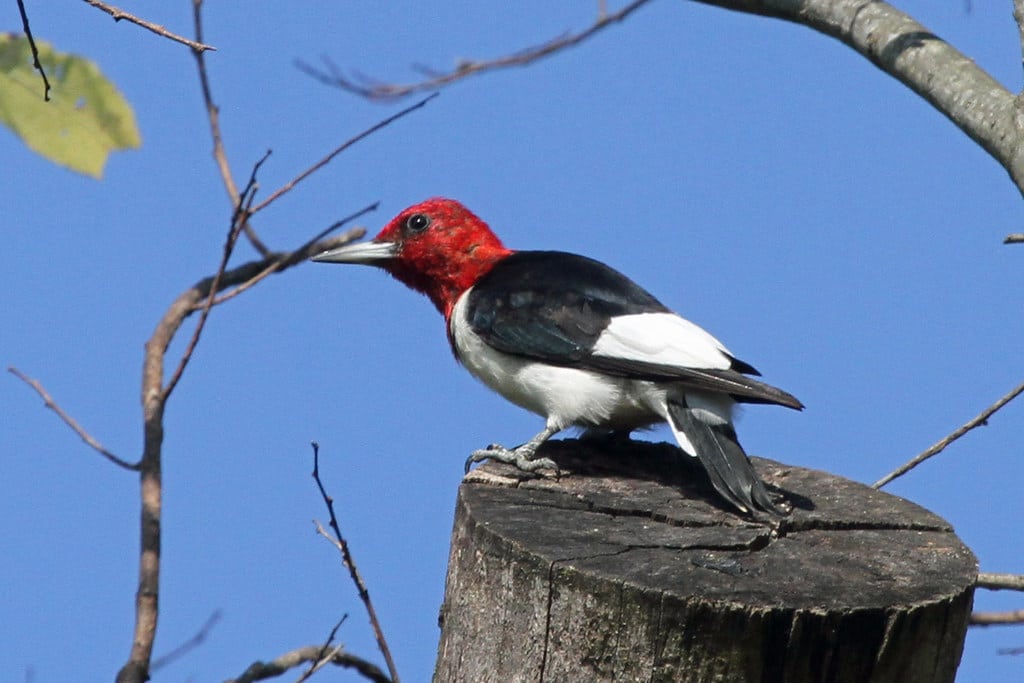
[0,34,141,178]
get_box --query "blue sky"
[3,1,1023,680]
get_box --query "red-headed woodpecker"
[314,198,802,515]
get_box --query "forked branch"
[311,442,400,683]
[297,1,652,101]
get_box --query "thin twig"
[161,155,266,402]
[8,366,138,471]
[250,94,437,214]
[83,0,215,52]
[296,0,652,101]
[1004,233,1024,244]
[970,609,1024,626]
[151,610,222,670]
[873,378,1024,488]
[227,645,390,683]
[191,1,269,256]
[192,205,375,311]
[978,573,1024,592]
[310,442,400,683]
[295,616,347,683]
[998,645,1024,655]
[295,645,344,683]
[16,0,51,100]
[194,225,367,309]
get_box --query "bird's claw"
[464,444,559,476]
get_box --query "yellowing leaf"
[0,34,141,178]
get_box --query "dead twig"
[970,609,1024,626]
[162,154,267,402]
[978,573,1024,592]
[150,610,222,671]
[16,0,50,100]
[295,616,347,683]
[192,205,375,311]
[227,644,390,683]
[116,217,370,683]
[8,366,138,471]
[250,94,438,214]
[191,0,269,255]
[873,378,1024,489]
[1004,233,1024,244]
[296,0,652,101]
[310,442,400,683]
[83,0,215,52]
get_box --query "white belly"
[450,293,665,431]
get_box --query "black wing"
[465,251,669,361]
[465,251,801,409]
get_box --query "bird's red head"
[313,198,513,319]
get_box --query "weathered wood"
[434,439,976,683]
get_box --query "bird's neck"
[391,244,513,320]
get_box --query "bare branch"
[227,645,390,683]
[1014,1,1024,74]
[191,0,269,256]
[873,377,1024,489]
[978,573,1024,592]
[16,0,51,100]
[194,205,375,311]
[8,366,138,471]
[310,442,400,683]
[161,157,266,402]
[151,610,222,670]
[250,94,438,214]
[1004,233,1024,244]
[970,609,1024,626]
[107,3,434,677]
[117,216,369,683]
[82,0,215,52]
[294,616,347,683]
[998,645,1024,656]
[296,0,652,101]
[689,1,1024,195]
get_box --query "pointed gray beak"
[312,240,398,264]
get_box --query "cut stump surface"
[434,439,977,683]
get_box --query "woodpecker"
[314,198,802,515]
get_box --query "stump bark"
[433,439,976,683]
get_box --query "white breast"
[450,290,664,431]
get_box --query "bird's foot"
[464,443,559,476]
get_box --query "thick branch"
[115,226,364,683]
[693,0,1022,193]
[978,573,1024,592]
[307,0,1024,196]
[970,609,1024,626]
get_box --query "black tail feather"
[666,400,783,516]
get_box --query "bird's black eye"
[405,213,431,233]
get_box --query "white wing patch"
[591,312,733,370]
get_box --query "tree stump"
[433,439,976,683]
